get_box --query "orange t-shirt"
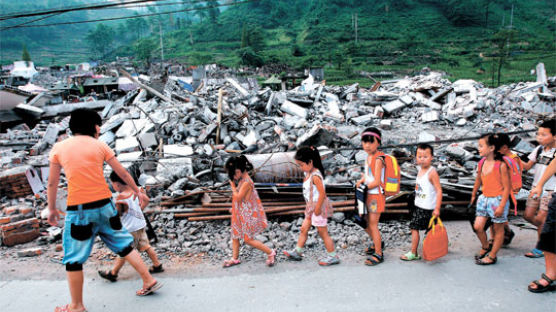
[49,135,115,205]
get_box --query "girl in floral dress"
[223,155,276,267]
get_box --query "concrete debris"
[0,61,554,250]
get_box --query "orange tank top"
[481,160,504,197]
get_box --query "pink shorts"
[311,213,328,227]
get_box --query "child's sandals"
[524,248,544,258]
[364,252,384,266]
[528,273,556,293]
[136,280,163,296]
[364,241,385,255]
[223,258,241,268]
[400,251,421,261]
[474,245,492,260]
[475,254,497,265]
[266,249,276,267]
[54,305,87,312]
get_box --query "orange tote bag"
[423,216,449,261]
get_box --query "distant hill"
[1,0,554,86]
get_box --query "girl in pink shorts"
[284,146,339,266]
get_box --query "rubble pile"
[0,63,554,262]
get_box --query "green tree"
[86,24,114,59]
[490,29,516,86]
[240,24,247,48]
[237,47,263,67]
[247,26,265,52]
[188,52,213,65]
[21,44,31,64]
[134,38,156,66]
[206,0,220,24]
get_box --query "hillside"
[1,0,554,86]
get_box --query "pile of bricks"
[0,218,40,247]
[0,166,33,198]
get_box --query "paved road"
[2,255,553,312]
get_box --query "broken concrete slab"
[163,144,194,157]
[115,137,140,154]
[382,99,406,114]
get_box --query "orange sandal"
[136,280,163,296]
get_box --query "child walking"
[522,119,556,258]
[356,127,386,266]
[528,156,556,293]
[470,133,511,265]
[284,146,339,266]
[496,133,520,245]
[98,172,163,282]
[400,144,442,261]
[223,155,276,267]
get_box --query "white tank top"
[414,167,437,210]
[365,155,385,195]
[118,195,146,233]
[303,170,321,203]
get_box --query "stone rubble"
[0,63,554,262]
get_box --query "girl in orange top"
[356,127,386,266]
[470,133,511,265]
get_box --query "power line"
[1,0,258,30]
[0,12,63,30]
[0,0,163,21]
[97,0,212,10]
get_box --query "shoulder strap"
[502,156,514,171]
[478,157,486,173]
[535,145,544,162]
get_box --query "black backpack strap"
[535,145,544,163]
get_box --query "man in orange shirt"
[48,109,162,312]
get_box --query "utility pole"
[159,20,164,62]
[509,4,514,29]
[355,13,358,44]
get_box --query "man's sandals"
[528,273,556,293]
[136,280,163,296]
[364,252,384,266]
[149,264,164,273]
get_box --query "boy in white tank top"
[401,144,443,261]
[98,172,164,282]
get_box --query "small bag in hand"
[353,185,368,228]
[423,216,448,261]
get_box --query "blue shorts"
[62,200,133,271]
[476,195,510,223]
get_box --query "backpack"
[368,152,401,196]
[478,156,521,215]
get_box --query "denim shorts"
[476,195,510,223]
[62,200,133,269]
